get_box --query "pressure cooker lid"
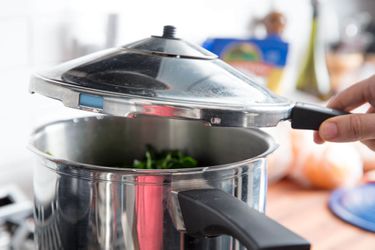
[29,25,293,128]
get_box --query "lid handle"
[162,25,177,39]
[290,102,349,130]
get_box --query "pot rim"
[28,116,278,176]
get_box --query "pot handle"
[178,189,310,250]
[290,102,348,130]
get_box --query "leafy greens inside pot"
[132,146,198,169]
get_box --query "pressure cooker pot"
[28,25,321,250]
[30,116,309,250]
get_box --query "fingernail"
[320,122,338,140]
[313,133,324,144]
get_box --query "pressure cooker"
[29,26,345,250]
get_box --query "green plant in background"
[132,146,198,169]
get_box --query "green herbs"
[132,146,198,169]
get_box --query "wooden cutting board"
[267,179,375,250]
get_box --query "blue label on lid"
[79,93,104,109]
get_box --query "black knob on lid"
[162,25,176,39]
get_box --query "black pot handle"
[290,102,349,130]
[178,189,310,250]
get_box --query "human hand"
[314,75,375,151]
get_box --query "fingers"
[361,139,375,151]
[328,75,375,111]
[313,131,324,144]
[318,113,375,142]
[313,75,375,146]
[368,106,375,113]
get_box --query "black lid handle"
[162,25,176,39]
[178,189,310,250]
[291,102,349,130]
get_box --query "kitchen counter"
[267,179,375,250]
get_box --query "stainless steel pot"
[29,116,309,250]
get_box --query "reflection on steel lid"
[29,25,293,128]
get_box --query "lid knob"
[162,25,176,39]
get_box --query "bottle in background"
[296,0,332,100]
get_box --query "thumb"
[319,114,375,142]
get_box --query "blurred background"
[0,0,375,248]
[2,0,375,192]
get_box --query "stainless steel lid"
[29,25,294,128]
